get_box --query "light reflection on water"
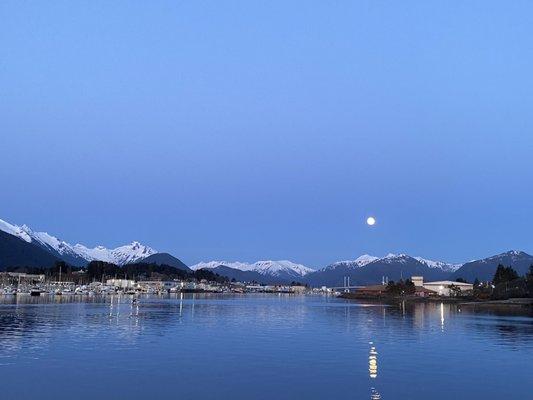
[0,294,531,400]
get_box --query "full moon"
[366,217,376,226]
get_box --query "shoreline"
[339,293,533,307]
[459,298,533,307]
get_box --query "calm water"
[0,294,531,400]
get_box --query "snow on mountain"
[191,260,314,277]
[0,217,156,266]
[381,253,410,263]
[112,242,156,264]
[481,250,527,263]
[324,253,460,273]
[325,253,411,268]
[20,225,80,257]
[253,260,314,276]
[72,241,157,265]
[450,250,533,282]
[327,254,379,270]
[191,261,250,271]
[0,218,32,243]
[414,256,462,272]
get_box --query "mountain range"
[303,254,452,287]
[190,260,314,284]
[0,218,157,267]
[450,250,533,282]
[1,217,532,285]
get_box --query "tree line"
[7,260,230,284]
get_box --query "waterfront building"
[290,285,307,294]
[106,279,136,289]
[1,272,45,283]
[139,280,178,292]
[411,276,473,296]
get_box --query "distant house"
[290,285,307,294]
[2,272,45,283]
[411,276,473,296]
[139,280,176,291]
[106,279,135,289]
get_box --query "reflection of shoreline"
[342,296,532,314]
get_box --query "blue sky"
[1,1,532,267]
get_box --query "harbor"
[0,271,321,297]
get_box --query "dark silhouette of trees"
[490,264,533,300]
[448,284,461,297]
[492,264,519,285]
[84,261,229,283]
[385,279,415,296]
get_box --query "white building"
[412,276,473,296]
[106,279,136,289]
[2,272,45,282]
[139,281,178,291]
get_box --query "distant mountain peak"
[325,253,460,272]
[451,250,533,282]
[380,253,412,264]
[503,249,527,257]
[191,260,313,277]
[328,254,378,270]
[73,241,157,265]
[480,250,530,263]
[0,217,156,266]
[0,218,32,243]
[414,256,462,272]
[355,254,379,263]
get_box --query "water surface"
[0,294,531,399]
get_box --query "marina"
[0,271,321,297]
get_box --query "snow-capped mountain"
[305,253,454,287]
[191,260,314,277]
[451,250,533,282]
[0,219,32,243]
[326,254,379,270]
[478,249,527,264]
[0,217,156,266]
[191,261,250,272]
[414,256,462,272]
[191,260,314,284]
[71,241,156,265]
[324,253,461,273]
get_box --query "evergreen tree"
[492,264,519,285]
[527,265,533,280]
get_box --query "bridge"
[327,276,367,292]
[329,285,365,292]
